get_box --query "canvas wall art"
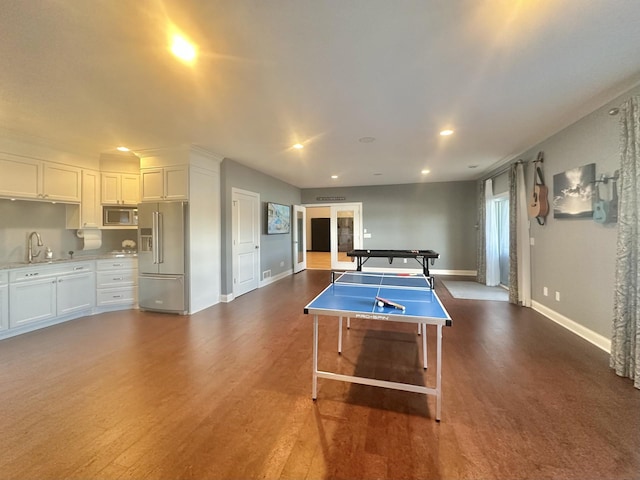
[552,163,596,219]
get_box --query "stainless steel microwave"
[103,206,138,226]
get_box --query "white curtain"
[485,179,500,286]
[498,198,510,284]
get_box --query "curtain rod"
[481,159,527,181]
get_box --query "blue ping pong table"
[304,271,452,421]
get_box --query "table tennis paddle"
[375,296,406,311]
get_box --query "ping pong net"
[331,271,433,291]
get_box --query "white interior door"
[330,203,362,271]
[232,188,260,298]
[292,205,307,273]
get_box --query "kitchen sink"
[16,259,70,265]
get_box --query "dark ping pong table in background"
[347,249,440,286]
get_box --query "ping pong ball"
[378,300,384,307]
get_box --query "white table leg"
[338,316,343,354]
[422,323,428,369]
[347,317,351,329]
[436,324,442,421]
[417,323,421,335]
[313,315,318,399]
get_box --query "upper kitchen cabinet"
[140,165,188,202]
[101,172,139,205]
[99,152,140,205]
[66,169,101,229]
[0,152,81,203]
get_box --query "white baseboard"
[432,269,476,276]
[260,269,292,288]
[220,293,234,303]
[532,300,611,353]
[222,269,293,302]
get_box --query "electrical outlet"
[279,261,284,267]
[403,258,407,263]
[543,286,548,296]
[530,237,535,246]
[555,291,560,301]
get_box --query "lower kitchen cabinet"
[0,271,8,332]
[9,276,57,328]
[8,262,95,329]
[57,270,95,316]
[2,257,138,340]
[96,258,138,309]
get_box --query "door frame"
[330,203,362,271]
[292,205,307,273]
[302,202,363,271]
[231,187,261,299]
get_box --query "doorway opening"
[304,203,362,270]
[486,192,510,288]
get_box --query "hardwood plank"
[0,271,638,479]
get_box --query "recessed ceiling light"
[331,175,338,179]
[170,34,197,63]
[421,169,430,175]
[359,137,376,143]
[468,165,479,169]
[293,143,304,149]
[440,129,454,136]
[116,146,130,152]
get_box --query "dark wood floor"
[1,270,638,479]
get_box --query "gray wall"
[301,182,477,272]
[220,159,302,295]
[488,82,640,339]
[0,199,136,263]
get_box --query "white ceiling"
[2,1,640,188]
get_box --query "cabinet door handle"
[113,277,123,280]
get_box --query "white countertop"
[0,253,138,271]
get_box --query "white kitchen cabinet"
[42,162,82,202]
[57,270,95,316]
[9,262,95,329]
[0,272,8,332]
[0,154,40,199]
[96,258,138,309]
[66,169,102,229]
[140,165,188,202]
[0,153,81,202]
[9,276,58,328]
[101,172,139,205]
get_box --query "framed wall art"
[552,163,596,219]
[266,202,291,234]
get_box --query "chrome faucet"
[28,231,44,263]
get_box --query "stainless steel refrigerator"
[138,201,189,314]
